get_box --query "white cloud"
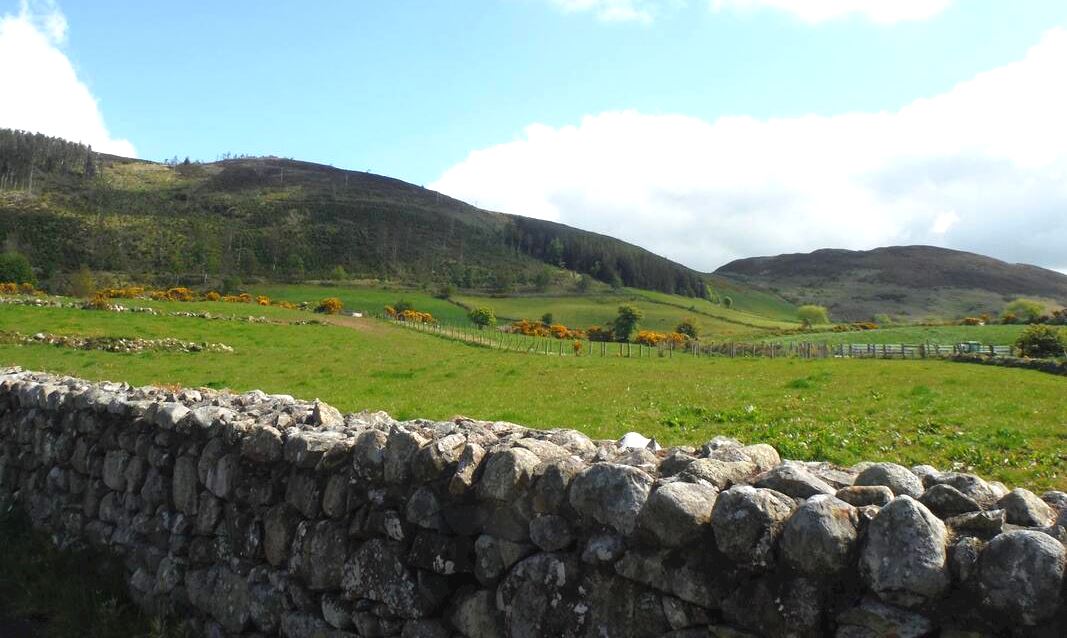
[0,0,134,156]
[546,0,670,23]
[431,27,1067,274]
[710,0,953,24]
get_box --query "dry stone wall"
[0,367,1065,637]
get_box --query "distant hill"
[0,128,708,298]
[716,245,1067,321]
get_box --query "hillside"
[716,245,1067,321]
[0,129,709,298]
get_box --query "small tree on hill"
[67,265,95,298]
[722,296,733,309]
[613,305,643,342]
[533,268,552,292]
[575,275,591,293]
[541,312,554,326]
[676,318,699,340]
[1015,325,1067,358]
[468,306,496,330]
[1004,298,1045,323]
[328,265,348,281]
[0,251,34,284]
[797,304,830,327]
[393,299,413,314]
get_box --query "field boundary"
[378,315,1022,361]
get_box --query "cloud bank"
[0,0,134,156]
[431,28,1067,274]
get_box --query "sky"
[2,0,1067,274]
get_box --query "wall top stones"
[0,366,1065,637]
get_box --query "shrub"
[1000,312,1018,325]
[797,304,830,327]
[586,325,613,342]
[572,340,583,356]
[315,297,343,315]
[205,291,221,302]
[67,265,95,298]
[676,318,699,340]
[0,252,34,285]
[399,309,435,324]
[872,313,892,326]
[393,299,413,314]
[328,265,348,281]
[433,284,455,300]
[722,296,733,309]
[541,313,554,327]
[468,306,496,329]
[959,317,983,326]
[83,294,114,311]
[256,295,270,306]
[1004,298,1045,323]
[613,305,643,342]
[1015,325,1067,358]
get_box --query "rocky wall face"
[0,367,1064,637]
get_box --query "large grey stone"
[859,496,949,607]
[711,485,795,569]
[780,495,858,575]
[753,464,836,499]
[477,448,540,502]
[680,458,757,490]
[291,520,347,590]
[835,485,894,507]
[854,463,924,498]
[979,529,1065,625]
[835,598,934,638]
[998,488,1056,527]
[919,484,982,518]
[638,481,718,546]
[341,538,447,619]
[241,425,283,463]
[569,462,654,535]
[185,565,251,633]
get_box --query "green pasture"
[758,324,1032,346]
[0,302,1064,490]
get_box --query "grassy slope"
[758,325,1032,346]
[1,302,1064,490]
[452,290,798,339]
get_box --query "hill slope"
[716,245,1067,321]
[0,128,710,298]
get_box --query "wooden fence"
[378,315,1016,360]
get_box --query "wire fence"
[377,315,1018,360]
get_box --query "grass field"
[452,290,798,339]
[1,301,1065,490]
[758,324,1032,346]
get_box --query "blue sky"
[3,0,1067,273]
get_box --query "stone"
[205,453,239,499]
[1040,490,1067,513]
[738,444,780,472]
[859,496,949,607]
[291,520,348,590]
[450,589,504,638]
[156,402,191,430]
[835,597,934,638]
[680,458,757,490]
[342,538,447,619]
[928,472,999,508]
[946,509,1005,536]
[529,513,574,551]
[998,488,1056,527]
[498,553,587,638]
[721,575,824,637]
[949,536,982,584]
[405,486,442,529]
[264,503,299,567]
[474,534,534,585]
[402,619,450,638]
[753,464,836,499]
[835,485,893,507]
[638,481,718,547]
[102,449,130,491]
[172,455,200,515]
[854,463,924,498]
[919,484,982,518]
[979,530,1065,625]
[448,442,486,496]
[477,448,540,502]
[582,533,626,565]
[531,457,583,514]
[285,470,321,520]
[284,431,343,469]
[781,495,859,575]
[311,399,344,427]
[185,565,251,633]
[240,425,283,463]
[711,485,796,569]
[569,462,654,535]
[352,429,388,481]
[910,464,941,488]
[408,530,474,575]
[384,427,428,485]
